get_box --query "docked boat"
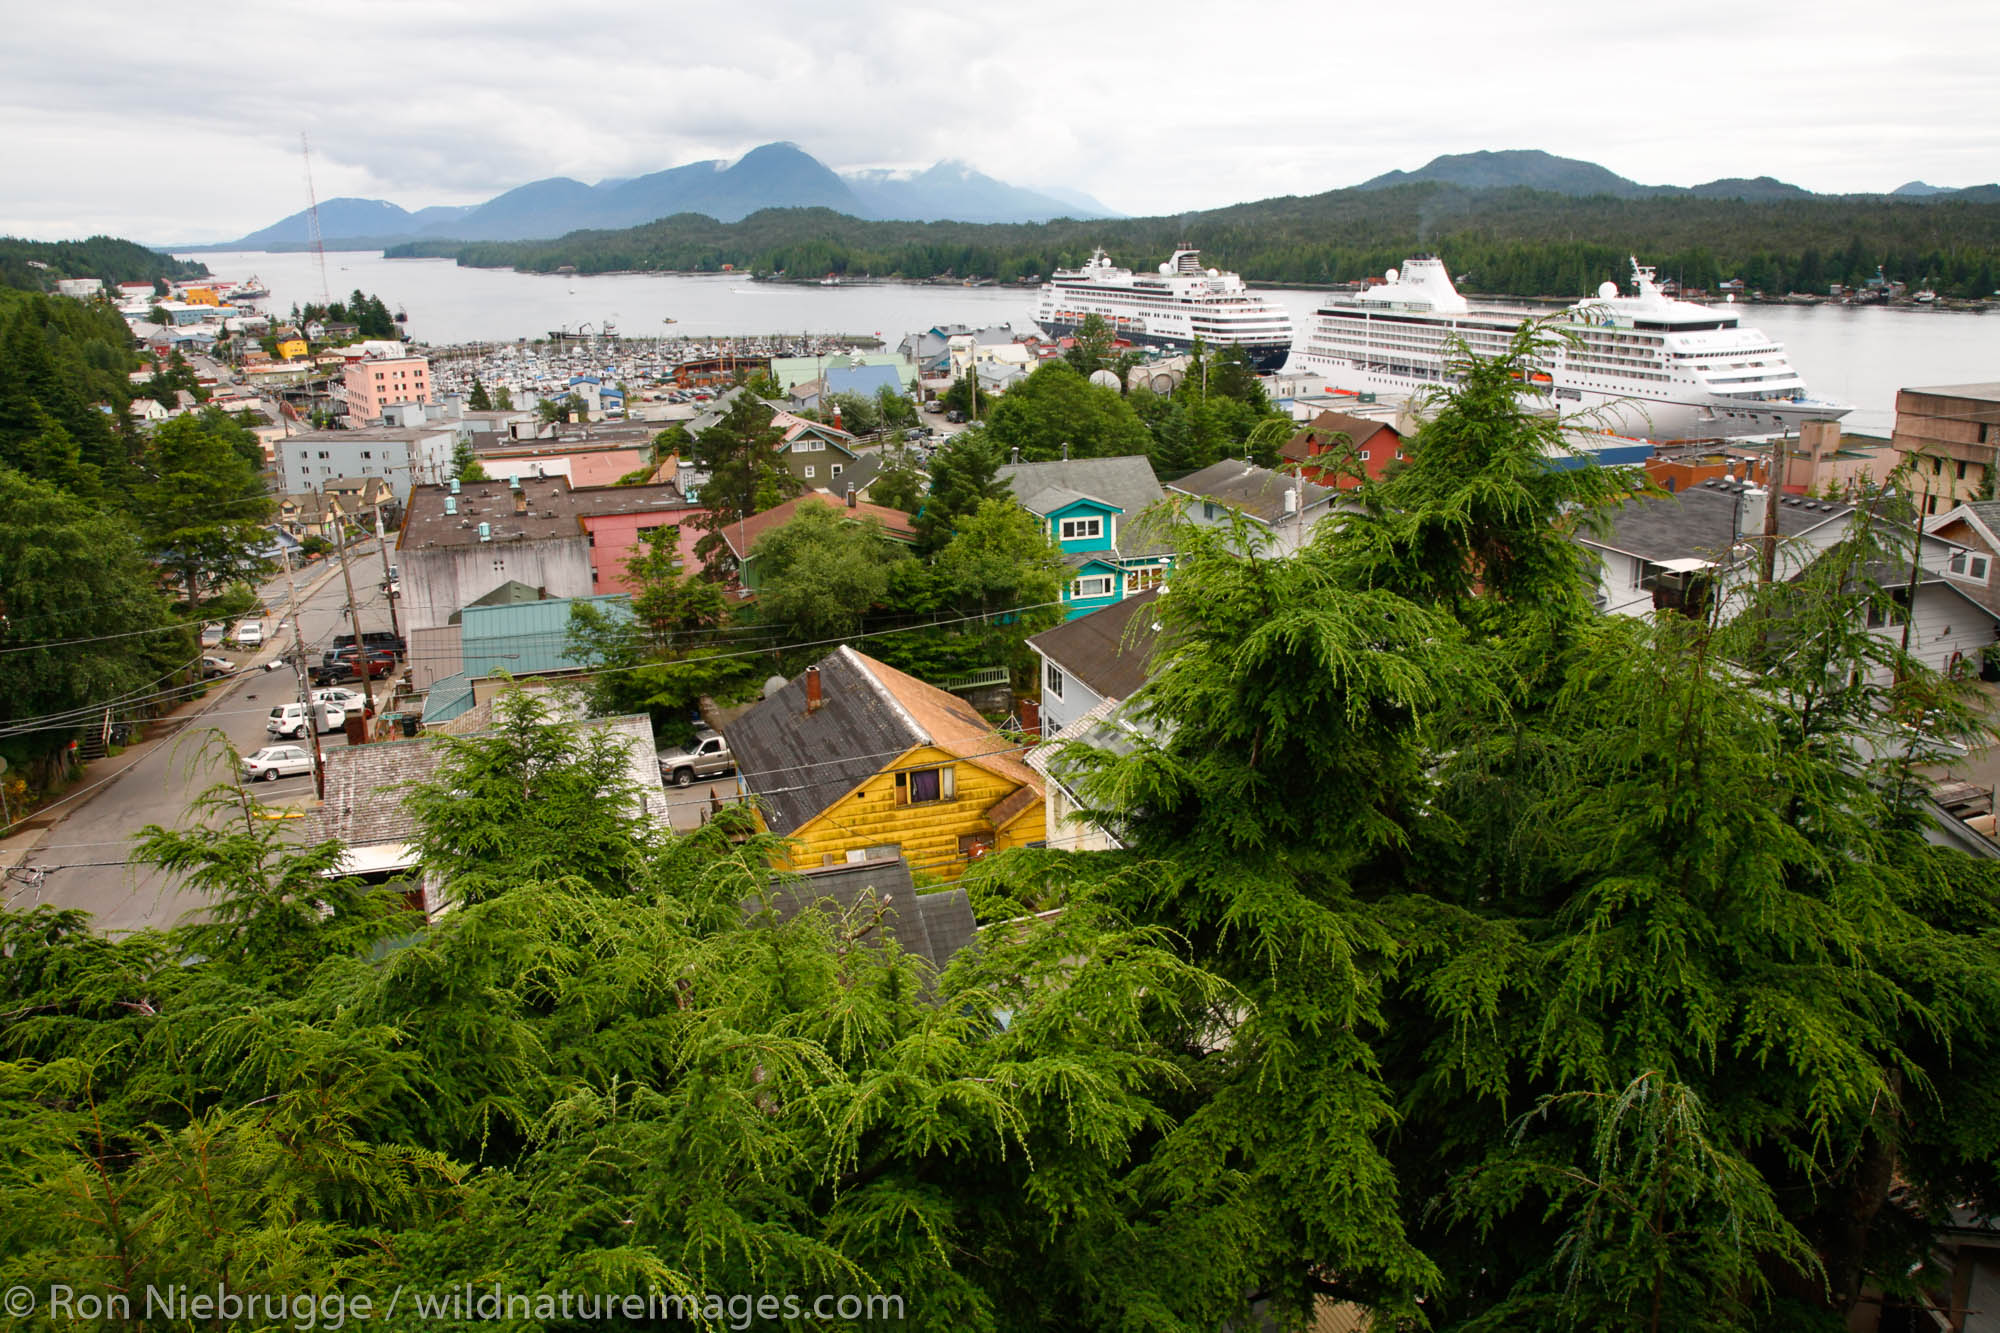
[1297,256,1851,439]
[1033,246,1294,371]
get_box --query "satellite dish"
[1207,267,1219,278]
[763,674,788,699]
[1089,369,1120,390]
[1385,268,1399,284]
[1159,262,1172,274]
[1598,281,1619,300]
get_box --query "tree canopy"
[983,360,1153,463]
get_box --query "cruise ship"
[1298,256,1850,439]
[1034,247,1294,371]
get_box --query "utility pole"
[1760,434,1789,583]
[281,545,326,798]
[1903,463,1930,657]
[373,506,400,643]
[326,490,377,721]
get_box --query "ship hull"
[1296,356,1850,440]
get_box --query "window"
[804,465,816,479]
[1202,501,1217,520]
[1046,661,1064,699]
[1359,449,1371,461]
[1958,460,1969,481]
[1949,550,1990,581]
[1126,565,1166,594]
[893,765,954,805]
[958,833,994,859]
[1072,575,1114,599]
[831,464,843,477]
[1060,516,1103,541]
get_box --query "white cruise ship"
[1298,255,1850,439]
[1034,247,1294,371]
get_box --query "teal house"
[998,455,1173,619]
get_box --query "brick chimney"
[1019,697,1041,738]
[804,664,822,714]
[845,484,857,508]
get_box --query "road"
[3,542,404,935]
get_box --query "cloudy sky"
[6,0,1997,243]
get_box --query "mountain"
[842,161,1112,222]
[1037,185,1122,218]
[1893,181,1948,196]
[1359,149,1651,198]
[1684,176,1815,202]
[218,144,1115,248]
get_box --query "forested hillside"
[0,235,207,292]
[388,182,2000,298]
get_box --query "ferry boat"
[1297,255,1851,439]
[1034,247,1294,371]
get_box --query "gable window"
[1060,516,1103,541]
[1046,661,1064,699]
[1071,574,1114,599]
[1949,550,1990,581]
[894,764,955,805]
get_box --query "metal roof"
[461,594,632,678]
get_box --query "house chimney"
[1019,696,1041,738]
[804,664,822,714]
[845,484,857,508]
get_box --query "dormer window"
[1060,516,1103,541]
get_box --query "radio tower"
[300,132,331,306]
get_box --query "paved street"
[3,541,404,935]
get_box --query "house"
[748,857,977,980]
[1026,589,1162,739]
[1281,410,1408,489]
[1167,459,1340,556]
[397,479,597,632]
[275,336,309,361]
[1026,698,1153,854]
[343,353,433,423]
[418,593,637,723]
[789,362,912,413]
[281,424,456,495]
[726,646,1047,881]
[769,409,861,486]
[1892,383,2000,513]
[305,709,668,913]
[1577,479,2000,676]
[275,491,342,539]
[1923,501,2000,617]
[570,483,704,594]
[129,397,168,423]
[996,455,1173,618]
[719,494,917,592]
[54,277,103,300]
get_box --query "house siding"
[1048,499,1121,555]
[778,744,1045,882]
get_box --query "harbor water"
[184,249,2000,437]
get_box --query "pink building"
[343,355,432,422]
[572,485,707,595]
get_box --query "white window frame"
[803,465,816,479]
[1949,550,1990,582]
[1060,516,1103,541]
[1071,575,1114,599]
[1046,661,1064,699]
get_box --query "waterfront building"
[1893,383,2000,513]
[344,352,434,423]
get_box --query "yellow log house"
[727,646,1045,880]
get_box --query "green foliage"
[912,429,1007,553]
[137,413,274,602]
[450,437,488,482]
[493,384,514,410]
[747,499,907,640]
[387,188,2000,300]
[689,395,804,574]
[1063,312,1117,376]
[984,360,1153,462]
[300,289,399,340]
[0,235,205,292]
[466,378,492,411]
[868,446,927,515]
[536,391,585,425]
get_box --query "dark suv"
[331,631,406,659]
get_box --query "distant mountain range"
[216,143,1120,249]
[1356,149,2000,204]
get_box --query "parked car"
[657,729,735,787]
[267,701,346,739]
[311,653,391,685]
[199,654,235,678]
[312,687,369,714]
[241,744,314,783]
[945,409,966,423]
[331,631,406,659]
[924,400,944,414]
[200,622,226,648]
[233,620,264,647]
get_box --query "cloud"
[3,0,1996,241]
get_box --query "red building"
[1280,410,1406,489]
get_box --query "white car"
[233,620,265,647]
[241,744,313,783]
[200,622,226,648]
[267,701,346,739]
[312,687,368,713]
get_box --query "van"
[267,700,346,739]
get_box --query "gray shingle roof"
[748,856,977,977]
[1169,459,1338,524]
[1583,482,1854,563]
[304,712,668,849]
[726,649,923,834]
[998,456,1172,557]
